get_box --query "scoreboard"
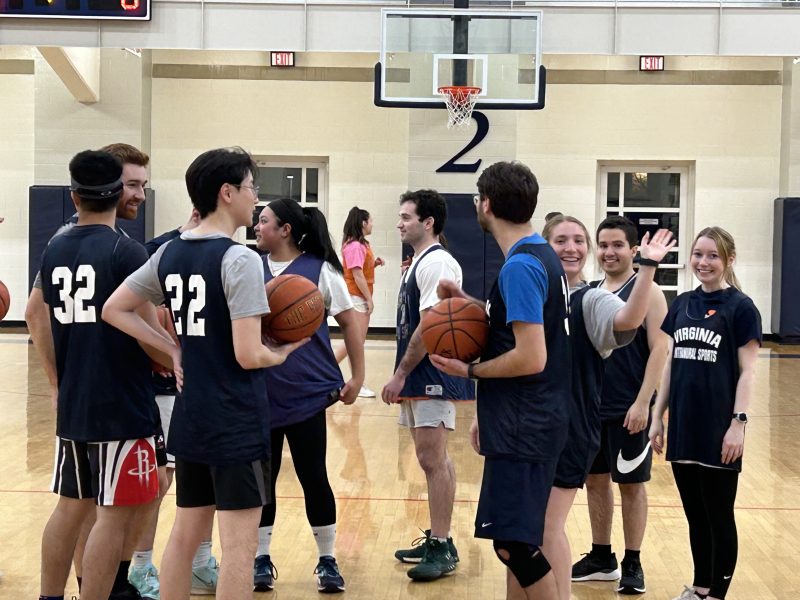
[0,0,150,19]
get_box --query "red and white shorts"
[51,436,160,506]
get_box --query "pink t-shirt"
[342,240,367,269]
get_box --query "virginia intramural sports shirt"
[661,286,761,471]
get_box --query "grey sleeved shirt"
[124,231,269,320]
[576,284,637,358]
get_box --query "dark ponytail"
[268,198,344,273]
[342,206,370,245]
[300,207,344,273]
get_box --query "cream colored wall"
[149,73,409,328]
[0,54,35,322]
[518,81,781,323]
[0,48,784,330]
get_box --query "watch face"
[735,413,748,422]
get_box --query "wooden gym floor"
[0,333,798,599]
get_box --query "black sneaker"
[617,560,646,595]
[314,555,345,593]
[407,538,457,582]
[108,581,143,600]
[254,554,278,592]
[571,551,621,581]
[395,529,459,564]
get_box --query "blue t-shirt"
[499,234,548,325]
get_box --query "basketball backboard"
[374,9,545,110]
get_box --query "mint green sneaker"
[191,556,219,595]
[395,530,459,564]
[129,562,160,600]
[407,538,457,581]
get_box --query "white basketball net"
[438,86,481,129]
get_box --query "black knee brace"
[492,540,552,588]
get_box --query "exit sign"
[639,56,665,71]
[270,51,295,67]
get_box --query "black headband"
[70,177,123,201]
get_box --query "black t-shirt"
[661,286,761,471]
[40,224,156,442]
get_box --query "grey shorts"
[398,399,456,430]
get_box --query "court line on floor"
[0,488,796,512]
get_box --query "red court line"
[2,488,797,512]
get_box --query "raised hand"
[639,229,677,264]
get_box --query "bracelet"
[467,363,479,380]
[638,257,660,268]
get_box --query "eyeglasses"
[234,183,260,196]
[473,194,482,206]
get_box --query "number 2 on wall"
[436,111,489,174]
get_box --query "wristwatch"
[467,363,480,380]
[732,412,748,423]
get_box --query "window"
[598,164,692,303]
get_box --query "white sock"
[132,550,153,569]
[257,526,273,557]
[192,540,212,569]
[312,524,336,558]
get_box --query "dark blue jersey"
[555,285,605,485]
[395,245,473,400]
[40,224,156,442]
[145,228,181,397]
[591,275,651,420]
[477,240,571,462]
[158,237,270,465]
[262,254,344,428]
[662,287,762,472]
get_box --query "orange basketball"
[0,280,9,321]
[139,306,179,373]
[263,274,324,343]
[420,297,489,362]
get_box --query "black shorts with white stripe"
[51,437,94,500]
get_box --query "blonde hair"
[542,214,593,282]
[691,226,741,290]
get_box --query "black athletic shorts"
[175,457,271,511]
[475,457,557,546]
[554,434,599,489]
[589,417,653,484]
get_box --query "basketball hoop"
[438,86,481,128]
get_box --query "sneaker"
[358,386,376,398]
[395,530,459,564]
[190,556,219,595]
[129,563,160,600]
[314,555,345,593]
[254,554,278,592]
[571,550,620,581]
[672,585,703,600]
[109,581,143,600]
[407,538,457,582]
[617,560,646,594]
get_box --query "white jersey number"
[51,265,97,325]
[165,274,206,336]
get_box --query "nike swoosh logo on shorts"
[723,575,732,580]
[616,442,652,474]
[481,522,493,528]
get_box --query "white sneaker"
[672,585,702,600]
[358,386,376,398]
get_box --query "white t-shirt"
[267,255,354,318]
[402,243,463,312]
